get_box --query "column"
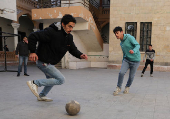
[11,23,20,49]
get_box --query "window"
[125,22,137,39]
[18,31,26,42]
[140,22,152,51]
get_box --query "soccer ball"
[65,100,80,116]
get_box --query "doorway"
[18,31,26,42]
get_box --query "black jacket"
[4,46,9,51]
[15,41,29,56]
[28,23,83,65]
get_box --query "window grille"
[140,22,152,51]
[125,22,137,39]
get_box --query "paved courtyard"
[0,65,170,119]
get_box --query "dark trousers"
[142,59,154,74]
[18,56,28,74]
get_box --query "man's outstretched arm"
[69,41,88,60]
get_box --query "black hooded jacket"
[15,41,29,56]
[28,23,83,65]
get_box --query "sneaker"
[24,74,29,76]
[37,96,53,102]
[27,81,39,97]
[150,74,153,77]
[17,73,20,77]
[141,73,144,77]
[113,87,121,96]
[123,87,130,94]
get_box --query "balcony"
[31,0,105,51]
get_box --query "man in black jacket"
[4,45,9,51]
[15,36,29,77]
[27,14,88,102]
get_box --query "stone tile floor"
[0,66,170,119]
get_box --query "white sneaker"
[37,96,53,102]
[27,81,39,97]
[150,74,153,77]
[123,87,129,94]
[141,73,144,77]
[113,87,121,96]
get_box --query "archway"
[18,13,34,42]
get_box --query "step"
[107,64,170,72]
[0,61,36,66]
[55,61,62,69]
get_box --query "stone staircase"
[107,64,170,72]
[0,60,62,69]
[0,61,35,66]
[55,61,62,69]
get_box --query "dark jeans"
[18,56,28,74]
[142,59,154,74]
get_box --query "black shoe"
[17,73,20,77]
[24,74,29,76]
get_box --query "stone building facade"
[109,0,170,66]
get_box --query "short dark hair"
[61,14,76,25]
[113,26,123,33]
[23,36,27,39]
[149,44,152,47]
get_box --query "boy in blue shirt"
[113,26,141,96]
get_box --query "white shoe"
[113,87,121,96]
[141,73,144,77]
[37,96,53,102]
[27,81,39,97]
[150,74,153,77]
[123,87,129,94]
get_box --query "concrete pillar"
[11,23,20,49]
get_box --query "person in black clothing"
[4,45,9,51]
[141,45,155,77]
[15,36,30,77]
[26,14,88,102]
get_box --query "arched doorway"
[18,14,34,42]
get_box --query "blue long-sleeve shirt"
[120,34,141,62]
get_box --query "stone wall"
[109,0,170,65]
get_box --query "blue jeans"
[117,59,140,88]
[34,60,65,97]
[18,56,28,74]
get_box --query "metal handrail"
[18,0,61,8]
[60,0,99,8]
[28,0,99,9]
